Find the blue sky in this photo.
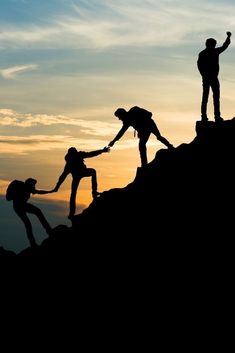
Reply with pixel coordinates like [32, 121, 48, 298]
[1, 0, 235, 252]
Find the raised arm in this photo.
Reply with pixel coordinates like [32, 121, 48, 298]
[217, 31, 232, 54]
[108, 124, 129, 147]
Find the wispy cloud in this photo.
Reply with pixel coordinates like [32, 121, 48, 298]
[0, 134, 144, 155]
[0, 1, 234, 49]
[0, 109, 118, 135]
[0, 64, 38, 79]
[0, 134, 109, 154]
[0, 134, 79, 154]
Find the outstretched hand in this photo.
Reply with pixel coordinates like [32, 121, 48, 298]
[226, 31, 232, 37]
[108, 141, 115, 147]
[102, 146, 110, 153]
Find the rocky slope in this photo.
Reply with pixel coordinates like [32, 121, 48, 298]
[1, 119, 234, 271]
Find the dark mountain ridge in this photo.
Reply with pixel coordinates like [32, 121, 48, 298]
[1, 119, 234, 270]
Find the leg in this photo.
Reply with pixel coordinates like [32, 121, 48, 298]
[69, 178, 80, 217]
[201, 77, 210, 120]
[83, 168, 98, 198]
[26, 203, 52, 235]
[151, 121, 173, 149]
[211, 77, 221, 120]
[138, 133, 150, 167]
[14, 206, 37, 248]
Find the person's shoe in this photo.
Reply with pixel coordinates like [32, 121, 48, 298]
[215, 116, 224, 123]
[68, 214, 75, 220]
[92, 191, 101, 199]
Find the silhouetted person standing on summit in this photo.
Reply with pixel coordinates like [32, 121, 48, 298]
[108, 106, 174, 167]
[197, 31, 232, 122]
[6, 178, 53, 248]
[52, 146, 109, 219]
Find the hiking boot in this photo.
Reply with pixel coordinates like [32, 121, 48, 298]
[215, 116, 224, 123]
[92, 191, 101, 199]
[68, 214, 75, 220]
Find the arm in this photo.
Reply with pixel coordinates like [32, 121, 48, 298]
[33, 189, 54, 195]
[52, 165, 70, 192]
[217, 31, 232, 54]
[197, 54, 203, 76]
[108, 124, 129, 147]
[81, 147, 110, 159]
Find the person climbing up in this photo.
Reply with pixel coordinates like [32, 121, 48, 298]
[197, 31, 232, 122]
[52, 146, 109, 219]
[6, 178, 53, 248]
[108, 106, 174, 167]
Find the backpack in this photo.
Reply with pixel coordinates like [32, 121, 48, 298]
[128, 106, 153, 135]
[129, 106, 152, 120]
[6, 180, 25, 201]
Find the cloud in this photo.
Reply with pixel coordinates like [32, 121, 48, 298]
[53, 1, 235, 48]
[0, 134, 81, 154]
[0, 1, 235, 49]
[0, 133, 145, 155]
[0, 108, 118, 134]
[0, 64, 38, 79]
[0, 134, 109, 154]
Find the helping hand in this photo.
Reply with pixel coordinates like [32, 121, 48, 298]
[103, 146, 110, 153]
[108, 141, 115, 147]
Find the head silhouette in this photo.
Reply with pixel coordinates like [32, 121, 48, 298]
[25, 178, 37, 191]
[25, 178, 37, 187]
[65, 147, 77, 162]
[67, 147, 77, 155]
[205, 38, 217, 49]
[114, 108, 127, 121]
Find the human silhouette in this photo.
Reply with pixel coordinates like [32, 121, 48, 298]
[6, 178, 53, 248]
[108, 106, 174, 167]
[52, 146, 109, 219]
[197, 31, 232, 122]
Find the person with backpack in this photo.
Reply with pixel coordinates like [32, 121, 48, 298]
[6, 178, 53, 248]
[108, 106, 174, 167]
[52, 146, 110, 219]
[197, 31, 232, 122]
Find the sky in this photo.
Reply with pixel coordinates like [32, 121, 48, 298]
[1, 0, 235, 252]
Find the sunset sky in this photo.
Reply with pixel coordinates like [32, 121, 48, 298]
[1, 0, 235, 252]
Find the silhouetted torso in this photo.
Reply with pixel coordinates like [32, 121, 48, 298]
[123, 106, 153, 132]
[65, 151, 88, 176]
[12, 183, 33, 206]
[198, 48, 222, 77]
[197, 36, 231, 78]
